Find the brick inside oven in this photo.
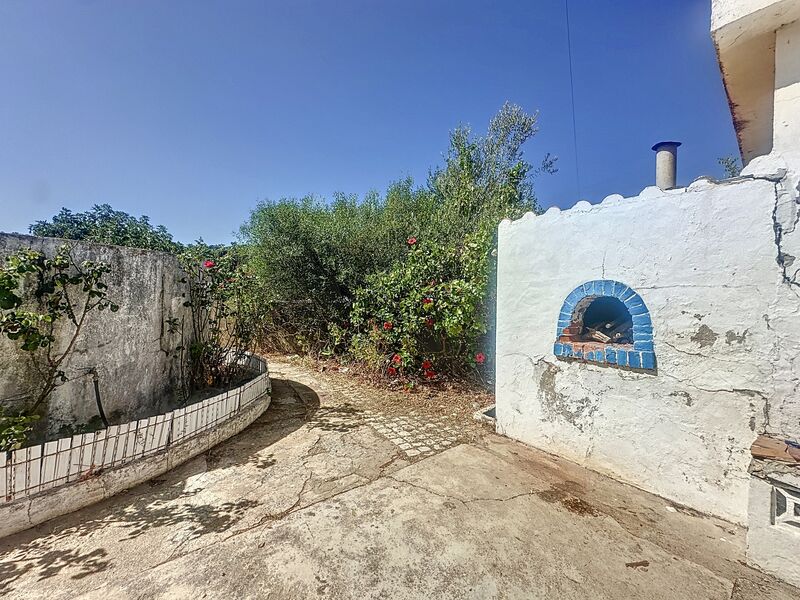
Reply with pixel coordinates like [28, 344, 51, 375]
[553, 280, 656, 370]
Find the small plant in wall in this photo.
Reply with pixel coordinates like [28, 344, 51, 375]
[0, 244, 118, 449]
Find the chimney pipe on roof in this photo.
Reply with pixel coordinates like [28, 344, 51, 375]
[652, 141, 681, 190]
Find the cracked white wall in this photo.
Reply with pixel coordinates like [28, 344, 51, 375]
[495, 173, 800, 525]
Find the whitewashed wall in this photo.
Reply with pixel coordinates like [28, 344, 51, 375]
[495, 172, 800, 525]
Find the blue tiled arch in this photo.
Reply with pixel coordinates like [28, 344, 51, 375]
[553, 279, 656, 371]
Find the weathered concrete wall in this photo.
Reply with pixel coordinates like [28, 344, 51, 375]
[0, 233, 190, 437]
[495, 171, 800, 525]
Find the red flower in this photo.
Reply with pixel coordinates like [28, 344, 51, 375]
[407, 236, 417, 245]
[475, 352, 486, 364]
[422, 297, 433, 305]
[387, 366, 397, 376]
[424, 369, 436, 379]
[203, 260, 216, 268]
[383, 321, 393, 331]
[421, 359, 432, 370]
[392, 354, 402, 365]
[425, 318, 434, 328]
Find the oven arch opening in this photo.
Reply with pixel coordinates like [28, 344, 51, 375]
[553, 280, 656, 371]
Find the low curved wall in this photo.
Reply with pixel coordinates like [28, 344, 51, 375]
[0, 354, 272, 538]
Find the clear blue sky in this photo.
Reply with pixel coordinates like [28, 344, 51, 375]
[0, 0, 736, 245]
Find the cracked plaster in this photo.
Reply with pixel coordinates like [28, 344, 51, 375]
[496, 171, 800, 525]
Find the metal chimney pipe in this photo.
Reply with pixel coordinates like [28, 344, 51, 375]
[652, 141, 681, 190]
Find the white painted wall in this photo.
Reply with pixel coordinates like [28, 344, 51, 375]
[747, 469, 800, 588]
[774, 18, 800, 164]
[495, 174, 800, 525]
[712, 0, 800, 165]
[711, 0, 800, 38]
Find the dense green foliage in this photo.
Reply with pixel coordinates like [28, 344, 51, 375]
[242, 103, 552, 378]
[30, 204, 182, 253]
[350, 232, 491, 377]
[240, 182, 433, 353]
[0, 409, 39, 451]
[21, 103, 552, 384]
[178, 242, 263, 393]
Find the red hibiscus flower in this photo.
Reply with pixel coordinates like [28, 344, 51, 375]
[203, 260, 215, 268]
[421, 359, 432, 370]
[475, 352, 486, 364]
[387, 366, 397, 376]
[422, 297, 433, 305]
[383, 321, 393, 331]
[407, 236, 417, 245]
[424, 369, 436, 380]
[392, 354, 402, 365]
[425, 318, 434, 328]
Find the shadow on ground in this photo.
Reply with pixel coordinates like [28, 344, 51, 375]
[0, 377, 321, 595]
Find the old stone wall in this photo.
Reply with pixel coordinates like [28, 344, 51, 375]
[0, 233, 191, 438]
[495, 170, 800, 525]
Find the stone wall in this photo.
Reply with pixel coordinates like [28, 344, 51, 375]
[0, 233, 191, 438]
[495, 168, 800, 525]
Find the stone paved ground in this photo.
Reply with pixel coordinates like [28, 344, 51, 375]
[0, 358, 797, 599]
[361, 410, 459, 457]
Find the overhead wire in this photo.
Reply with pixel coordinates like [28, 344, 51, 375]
[565, 0, 581, 199]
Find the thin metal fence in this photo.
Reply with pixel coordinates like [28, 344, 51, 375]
[2, 355, 270, 503]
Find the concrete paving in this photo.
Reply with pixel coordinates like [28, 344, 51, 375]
[0, 360, 796, 599]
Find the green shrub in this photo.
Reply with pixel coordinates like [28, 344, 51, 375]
[0, 409, 40, 451]
[348, 102, 551, 378]
[240, 182, 431, 354]
[30, 204, 182, 253]
[350, 230, 491, 377]
[240, 102, 552, 380]
[179, 242, 262, 392]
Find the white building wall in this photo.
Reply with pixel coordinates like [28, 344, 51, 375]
[774, 18, 800, 162]
[495, 174, 800, 524]
[747, 469, 800, 588]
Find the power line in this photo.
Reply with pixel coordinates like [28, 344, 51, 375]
[565, 0, 581, 199]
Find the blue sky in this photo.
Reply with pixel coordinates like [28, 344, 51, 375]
[0, 0, 735, 245]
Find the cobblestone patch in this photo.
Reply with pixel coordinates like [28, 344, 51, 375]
[270, 360, 472, 460]
[361, 410, 461, 458]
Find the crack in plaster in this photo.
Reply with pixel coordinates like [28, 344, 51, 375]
[770, 179, 800, 294]
[659, 372, 771, 432]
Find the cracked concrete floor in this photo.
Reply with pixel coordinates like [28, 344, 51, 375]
[0, 360, 797, 599]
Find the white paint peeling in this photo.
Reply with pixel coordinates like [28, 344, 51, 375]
[495, 174, 800, 526]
